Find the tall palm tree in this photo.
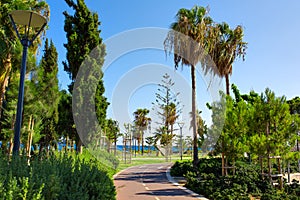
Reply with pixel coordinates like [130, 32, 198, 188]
[133, 108, 151, 155]
[164, 6, 216, 165]
[210, 22, 247, 95]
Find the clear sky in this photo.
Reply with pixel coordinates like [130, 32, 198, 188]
[45, 0, 300, 137]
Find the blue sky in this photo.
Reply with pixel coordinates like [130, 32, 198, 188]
[45, 0, 300, 136]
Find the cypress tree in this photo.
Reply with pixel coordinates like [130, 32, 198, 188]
[35, 39, 59, 153]
[63, 0, 108, 152]
[57, 90, 76, 151]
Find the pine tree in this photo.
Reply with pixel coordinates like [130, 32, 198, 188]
[153, 73, 181, 132]
[152, 73, 181, 160]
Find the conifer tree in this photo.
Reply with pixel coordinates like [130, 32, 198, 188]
[152, 73, 181, 159]
[35, 39, 59, 153]
[153, 73, 181, 133]
[63, 0, 105, 92]
[57, 90, 75, 146]
[63, 0, 108, 152]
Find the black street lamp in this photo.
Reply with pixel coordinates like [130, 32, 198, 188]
[177, 122, 184, 160]
[9, 10, 47, 154]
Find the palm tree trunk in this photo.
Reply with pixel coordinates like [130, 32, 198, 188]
[138, 137, 141, 154]
[134, 138, 137, 157]
[191, 64, 198, 166]
[225, 73, 230, 95]
[141, 131, 144, 155]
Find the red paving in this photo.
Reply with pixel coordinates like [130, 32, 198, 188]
[114, 163, 202, 200]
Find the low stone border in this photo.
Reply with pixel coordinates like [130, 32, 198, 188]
[165, 166, 209, 200]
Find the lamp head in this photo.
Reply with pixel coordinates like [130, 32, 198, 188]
[9, 10, 47, 27]
[177, 122, 185, 128]
[9, 10, 47, 45]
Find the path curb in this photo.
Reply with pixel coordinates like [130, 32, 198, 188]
[165, 165, 209, 200]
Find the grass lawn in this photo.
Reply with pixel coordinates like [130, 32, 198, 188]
[116, 153, 192, 172]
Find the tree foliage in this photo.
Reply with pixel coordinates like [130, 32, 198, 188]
[0, 0, 49, 117]
[210, 86, 299, 175]
[152, 73, 181, 141]
[34, 39, 59, 151]
[133, 108, 151, 154]
[164, 5, 220, 165]
[63, 0, 105, 92]
[209, 23, 247, 95]
[63, 0, 108, 152]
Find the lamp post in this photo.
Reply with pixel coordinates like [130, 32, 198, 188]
[9, 10, 47, 154]
[177, 122, 184, 160]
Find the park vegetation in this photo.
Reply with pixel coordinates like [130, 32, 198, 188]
[0, 0, 118, 199]
[166, 5, 300, 199]
[0, 1, 299, 199]
[170, 85, 300, 199]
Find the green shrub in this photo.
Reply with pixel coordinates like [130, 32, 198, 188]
[172, 158, 300, 200]
[284, 179, 300, 197]
[170, 160, 194, 177]
[0, 152, 116, 200]
[197, 158, 222, 176]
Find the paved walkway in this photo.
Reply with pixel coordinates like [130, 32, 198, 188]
[113, 163, 207, 200]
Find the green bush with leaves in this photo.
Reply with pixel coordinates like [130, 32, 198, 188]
[170, 160, 195, 177]
[173, 159, 300, 200]
[0, 153, 116, 200]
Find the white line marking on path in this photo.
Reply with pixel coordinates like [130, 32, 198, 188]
[145, 187, 150, 190]
[155, 197, 160, 200]
[142, 183, 146, 186]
